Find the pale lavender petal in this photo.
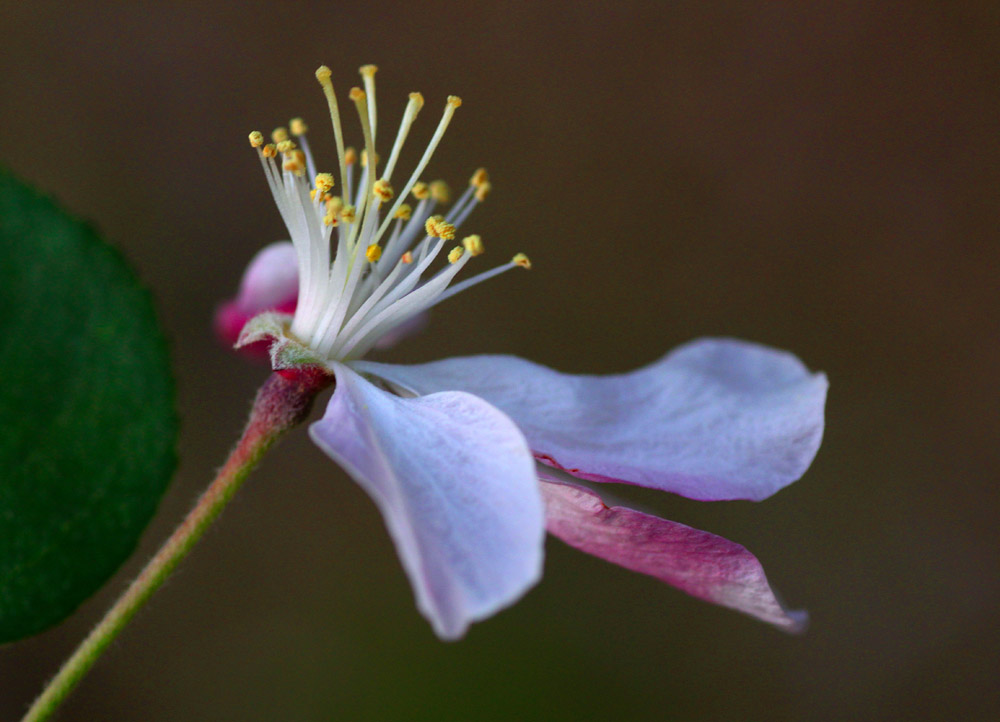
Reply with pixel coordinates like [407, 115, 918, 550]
[309, 363, 545, 640]
[354, 338, 827, 502]
[540, 476, 807, 632]
[236, 241, 299, 311]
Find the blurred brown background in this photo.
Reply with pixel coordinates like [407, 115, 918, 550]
[1, 1, 998, 720]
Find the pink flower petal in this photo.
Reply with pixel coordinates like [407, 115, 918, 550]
[235, 241, 299, 311]
[540, 476, 807, 632]
[215, 242, 299, 354]
[309, 363, 545, 640]
[354, 338, 828, 502]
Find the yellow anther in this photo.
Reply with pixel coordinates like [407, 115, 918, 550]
[360, 64, 378, 78]
[512, 253, 532, 269]
[315, 173, 335, 193]
[425, 215, 456, 239]
[373, 178, 394, 201]
[412, 181, 429, 200]
[394, 203, 412, 220]
[262, 143, 277, 158]
[409, 92, 425, 110]
[366, 244, 383, 262]
[448, 246, 464, 264]
[340, 205, 357, 223]
[475, 182, 492, 202]
[310, 189, 317, 201]
[425, 215, 443, 237]
[401, 251, 413, 264]
[430, 180, 451, 204]
[360, 149, 380, 168]
[323, 213, 338, 227]
[447, 95, 463, 108]
[349, 86, 366, 102]
[290, 117, 308, 135]
[249, 131, 264, 148]
[462, 235, 485, 256]
[470, 168, 489, 187]
[271, 127, 289, 144]
[276, 139, 296, 154]
[284, 159, 304, 174]
[326, 195, 344, 215]
[345, 147, 358, 165]
[315, 65, 333, 82]
[436, 220, 456, 240]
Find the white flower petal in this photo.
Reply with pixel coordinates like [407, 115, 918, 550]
[355, 338, 828, 502]
[310, 363, 545, 639]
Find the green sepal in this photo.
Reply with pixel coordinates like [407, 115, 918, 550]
[236, 311, 327, 371]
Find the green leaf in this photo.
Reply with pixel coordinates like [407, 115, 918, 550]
[0, 168, 177, 643]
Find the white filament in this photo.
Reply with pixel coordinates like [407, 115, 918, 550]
[254, 71, 519, 363]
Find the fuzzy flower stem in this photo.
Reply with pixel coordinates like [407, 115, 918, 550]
[21, 369, 333, 722]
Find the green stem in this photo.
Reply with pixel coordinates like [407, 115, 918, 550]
[22, 369, 331, 722]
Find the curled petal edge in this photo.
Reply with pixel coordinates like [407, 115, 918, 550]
[540, 476, 808, 633]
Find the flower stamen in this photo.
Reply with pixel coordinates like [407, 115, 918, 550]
[359, 64, 379, 140]
[412, 181, 430, 200]
[290, 118, 318, 180]
[316, 66, 350, 210]
[462, 234, 485, 256]
[383, 92, 424, 182]
[248, 66, 527, 363]
[372, 96, 462, 248]
[433, 254, 531, 307]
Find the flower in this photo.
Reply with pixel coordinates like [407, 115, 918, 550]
[225, 65, 828, 640]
